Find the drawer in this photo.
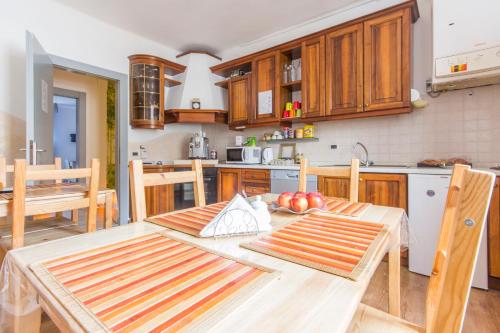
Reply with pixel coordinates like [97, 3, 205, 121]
[243, 183, 270, 196]
[242, 169, 270, 182]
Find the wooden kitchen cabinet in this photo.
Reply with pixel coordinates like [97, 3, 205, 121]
[359, 173, 408, 211]
[242, 169, 270, 196]
[318, 172, 407, 211]
[489, 177, 500, 279]
[325, 23, 364, 115]
[363, 8, 411, 112]
[143, 165, 175, 216]
[228, 73, 251, 128]
[251, 51, 280, 124]
[217, 168, 241, 201]
[301, 36, 325, 118]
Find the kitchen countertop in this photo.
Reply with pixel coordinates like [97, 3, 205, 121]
[215, 162, 500, 176]
[140, 160, 500, 176]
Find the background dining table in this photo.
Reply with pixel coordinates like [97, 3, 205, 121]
[0, 194, 404, 333]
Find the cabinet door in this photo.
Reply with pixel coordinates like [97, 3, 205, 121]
[363, 8, 410, 111]
[317, 176, 350, 199]
[252, 51, 280, 123]
[217, 168, 241, 202]
[302, 36, 325, 118]
[228, 74, 251, 126]
[326, 23, 363, 115]
[359, 173, 407, 211]
[489, 177, 500, 278]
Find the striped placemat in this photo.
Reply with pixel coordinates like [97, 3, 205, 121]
[241, 214, 387, 280]
[30, 232, 277, 333]
[324, 197, 371, 217]
[146, 202, 228, 237]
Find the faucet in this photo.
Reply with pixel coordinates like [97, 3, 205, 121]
[353, 142, 373, 166]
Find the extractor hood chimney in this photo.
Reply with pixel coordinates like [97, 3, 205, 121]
[166, 51, 227, 124]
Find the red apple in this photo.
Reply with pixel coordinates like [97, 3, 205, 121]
[307, 193, 325, 209]
[294, 191, 307, 198]
[291, 196, 308, 213]
[277, 192, 294, 209]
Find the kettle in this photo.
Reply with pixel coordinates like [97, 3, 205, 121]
[262, 147, 274, 165]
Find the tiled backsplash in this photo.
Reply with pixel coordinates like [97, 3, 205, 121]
[203, 85, 500, 167]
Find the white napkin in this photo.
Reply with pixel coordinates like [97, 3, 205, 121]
[200, 194, 271, 237]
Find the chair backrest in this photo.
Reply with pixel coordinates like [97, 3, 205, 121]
[11, 158, 100, 249]
[0, 156, 62, 190]
[129, 159, 205, 222]
[425, 165, 495, 333]
[299, 158, 360, 202]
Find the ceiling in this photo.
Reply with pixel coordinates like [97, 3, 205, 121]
[55, 0, 364, 54]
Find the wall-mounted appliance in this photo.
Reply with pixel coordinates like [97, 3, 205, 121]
[431, 0, 500, 92]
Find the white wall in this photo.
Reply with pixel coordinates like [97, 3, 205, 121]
[0, 0, 192, 163]
[205, 0, 500, 167]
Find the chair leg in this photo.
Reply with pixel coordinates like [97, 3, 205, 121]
[105, 192, 113, 229]
[71, 209, 79, 224]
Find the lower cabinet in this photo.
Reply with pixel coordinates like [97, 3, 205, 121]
[489, 177, 500, 280]
[218, 168, 270, 201]
[318, 173, 408, 211]
[143, 166, 174, 216]
[218, 168, 242, 202]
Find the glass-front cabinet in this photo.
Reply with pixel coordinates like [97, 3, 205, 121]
[129, 54, 185, 129]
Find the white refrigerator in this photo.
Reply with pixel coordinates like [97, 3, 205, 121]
[408, 174, 488, 289]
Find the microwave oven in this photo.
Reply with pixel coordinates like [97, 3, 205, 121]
[226, 146, 261, 164]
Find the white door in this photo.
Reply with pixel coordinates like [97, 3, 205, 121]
[25, 31, 54, 165]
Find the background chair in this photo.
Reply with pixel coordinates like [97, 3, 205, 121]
[348, 164, 496, 333]
[129, 159, 205, 222]
[9, 158, 100, 249]
[299, 158, 360, 202]
[0, 157, 62, 190]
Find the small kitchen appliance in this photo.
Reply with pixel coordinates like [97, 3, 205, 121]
[226, 146, 261, 164]
[188, 130, 209, 159]
[261, 147, 274, 165]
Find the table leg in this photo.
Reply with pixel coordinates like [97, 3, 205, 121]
[105, 192, 113, 229]
[388, 225, 401, 317]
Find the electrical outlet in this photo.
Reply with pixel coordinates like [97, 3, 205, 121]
[330, 145, 338, 150]
[132, 151, 139, 157]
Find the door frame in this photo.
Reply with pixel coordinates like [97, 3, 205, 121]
[53, 87, 86, 168]
[50, 55, 129, 226]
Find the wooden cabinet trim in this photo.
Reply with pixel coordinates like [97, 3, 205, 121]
[489, 177, 500, 278]
[228, 74, 251, 126]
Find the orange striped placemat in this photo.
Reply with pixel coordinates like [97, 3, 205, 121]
[30, 232, 277, 333]
[241, 214, 387, 280]
[324, 197, 371, 217]
[146, 202, 228, 237]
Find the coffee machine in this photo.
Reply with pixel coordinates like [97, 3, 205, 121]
[188, 130, 209, 159]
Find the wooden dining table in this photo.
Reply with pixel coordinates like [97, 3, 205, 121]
[0, 194, 403, 333]
[0, 184, 116, 230]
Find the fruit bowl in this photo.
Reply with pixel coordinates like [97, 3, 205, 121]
[273, 191, 328, 215]
[270, 201, 328, 215]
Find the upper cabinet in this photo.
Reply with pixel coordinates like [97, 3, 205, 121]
[211, 1, 418, 127]
[252, 51, 280, 124]
[302, 36, 325, 118]
[228, 73, 251, 128]
[325, 23, 364, 115]
[128, 55, 185, 129]
[363, 8, 411, 111]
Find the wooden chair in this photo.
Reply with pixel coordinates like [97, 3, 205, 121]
[10, 158, 100, 249]
[299, 158, 360, 202]
[0, 156, 62, 190]
[129, 159, 205, 222]
[348, 164, 496, 333]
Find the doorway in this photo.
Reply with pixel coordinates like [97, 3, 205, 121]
[53, 88, 86, 170]
[26, 32, 129, 225]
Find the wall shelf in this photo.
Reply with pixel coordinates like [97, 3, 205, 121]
[280, 80, 302, 89]
[260, 137, 319, 144]
[164, 77, 182, 87]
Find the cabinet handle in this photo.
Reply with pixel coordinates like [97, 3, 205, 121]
[359, 178, 363, 181]
[364, 103, 368, 107]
